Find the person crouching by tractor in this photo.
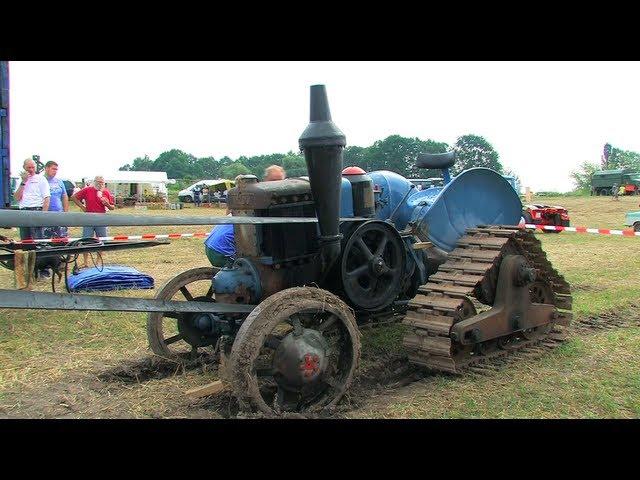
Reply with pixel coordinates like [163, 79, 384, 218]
[71, 175, 115, 269]
[204, 166, 286, 267]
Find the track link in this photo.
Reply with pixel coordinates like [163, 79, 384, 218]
[402, 225, 573, 373]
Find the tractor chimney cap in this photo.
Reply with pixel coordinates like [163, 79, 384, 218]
[299, 85, 346, 149]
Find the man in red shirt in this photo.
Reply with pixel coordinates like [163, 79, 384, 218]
[71, 175, 115, 268]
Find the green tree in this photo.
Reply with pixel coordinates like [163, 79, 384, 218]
[120, 155, 154, 172]
[570, 161, 600, 192]
[194, 156, 219, 178]
[608, 146, 640, 171]
[365, 135, 449, 178]
[343, 145, 371, 170]
[282, 153, 307, 177]
[220, 161, 250, 179]
[153, 149, 197, 179]
[452, 134, 502, 175]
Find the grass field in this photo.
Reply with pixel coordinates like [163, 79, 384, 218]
[0, 195, 639, 418]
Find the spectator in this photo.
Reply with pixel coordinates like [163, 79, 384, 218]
[43, 161, 70, 239]
[202, 186, 210, 204]
[264, 165, 286, 181]
[71, 175, 115, 268]
[612, 183, 619, 201]
[193, 185, 202, 207]
[13, 158, 50, 241]
[204, 171, 285, 267]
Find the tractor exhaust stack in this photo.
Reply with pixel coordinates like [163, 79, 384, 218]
[299, 85, 346, 271]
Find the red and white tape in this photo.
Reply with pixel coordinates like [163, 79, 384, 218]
[522, 224, 640, 236]
[18, 232, 212, 244]
[12, 224, 640, 244]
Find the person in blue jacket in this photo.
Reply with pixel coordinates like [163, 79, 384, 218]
[204, 167, 285, 267]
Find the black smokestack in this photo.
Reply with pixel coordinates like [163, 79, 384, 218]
[299, 85, 346, 271]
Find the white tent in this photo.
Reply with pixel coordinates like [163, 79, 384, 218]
[80, 171, 176, 201]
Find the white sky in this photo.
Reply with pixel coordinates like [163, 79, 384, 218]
[8, 61, 640, 192]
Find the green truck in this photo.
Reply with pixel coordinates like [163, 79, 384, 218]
[591, 169, 640, 196]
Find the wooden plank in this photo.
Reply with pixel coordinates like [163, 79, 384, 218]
[419, 283, 475, 296]
[186, 380, 228, 399]
[457, 235, 509, 248]
[439, 261, 493, 274]
[412, 241, 433, 250]
[402, 311, 453, 335]
[430, 271, 484, 286]
[555, 294, 572, 310]
[408, 294, 462, 311]
[449, 248, 500, 261]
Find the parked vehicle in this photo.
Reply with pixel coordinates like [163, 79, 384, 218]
[624, 204, 640, 232]
[523, 203, 570, 232]
[591, 169, 640, 196]
[178, 179, 235, 203]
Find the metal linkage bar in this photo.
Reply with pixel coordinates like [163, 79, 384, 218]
[0, 240, 168, 262]
[0, 210, 368, 228]
[0, 289, 256, 314]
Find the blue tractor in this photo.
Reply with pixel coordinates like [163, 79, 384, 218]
[144, 85, 573, 414]
[0, 85, 572, 416]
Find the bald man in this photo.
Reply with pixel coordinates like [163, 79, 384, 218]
[264, 165, 286, 181]
[14, 158, 50, 240]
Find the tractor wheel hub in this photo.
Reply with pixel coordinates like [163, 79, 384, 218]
[273, 328, 329, 389]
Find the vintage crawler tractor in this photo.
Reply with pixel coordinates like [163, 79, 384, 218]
[0, 85, 572, 415]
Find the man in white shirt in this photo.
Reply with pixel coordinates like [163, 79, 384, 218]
[13, 158, 51, 240]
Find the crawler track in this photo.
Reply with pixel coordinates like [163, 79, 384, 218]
[402, 226, 573, 373]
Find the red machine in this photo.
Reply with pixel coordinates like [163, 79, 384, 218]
[523, 204, 570, 231]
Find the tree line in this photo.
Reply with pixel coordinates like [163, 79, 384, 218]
[119, 134, 507, 181]
[570, 143, 640, 192]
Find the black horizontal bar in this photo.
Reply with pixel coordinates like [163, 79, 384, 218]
[0, 210, 368, 228]
[0, 289, 256, 314]
[0, 240, 167, 262]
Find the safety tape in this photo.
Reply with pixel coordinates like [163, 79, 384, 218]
[522, 223, 640, 236]
[11, 223, 640, 244]
[17, 232, 212, 244]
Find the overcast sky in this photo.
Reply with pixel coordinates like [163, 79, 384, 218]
[8, 61, 640, 191]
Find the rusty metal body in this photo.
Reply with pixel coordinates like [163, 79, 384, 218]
[0, 83, 573, 415]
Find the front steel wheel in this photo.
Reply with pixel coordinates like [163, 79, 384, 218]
[228, 287, 361, 416]
[147, 267, 219, 359]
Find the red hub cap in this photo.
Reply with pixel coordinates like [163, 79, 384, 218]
[300, 353, 321, 378]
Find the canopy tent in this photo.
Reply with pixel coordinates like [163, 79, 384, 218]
[80, 171, 176, 202]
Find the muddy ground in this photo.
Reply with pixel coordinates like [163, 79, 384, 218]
[0, 309, 636, 419]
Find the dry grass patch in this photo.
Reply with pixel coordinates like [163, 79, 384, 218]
[1, 198, 639, 418]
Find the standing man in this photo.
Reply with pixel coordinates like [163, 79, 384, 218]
[71, 175, 115, 268]
[202, 185, 210, 205]
[193, 185, 201, 207]
[13, 158, 50, 240]
[43, 161, 69, 238]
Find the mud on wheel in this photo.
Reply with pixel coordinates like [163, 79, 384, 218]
[228, 286, 361, 416]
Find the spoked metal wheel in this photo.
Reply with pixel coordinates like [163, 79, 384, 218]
[341, 220, 405, 311]
[229, 287, 361, 416]
[147, 267, 219, 359]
